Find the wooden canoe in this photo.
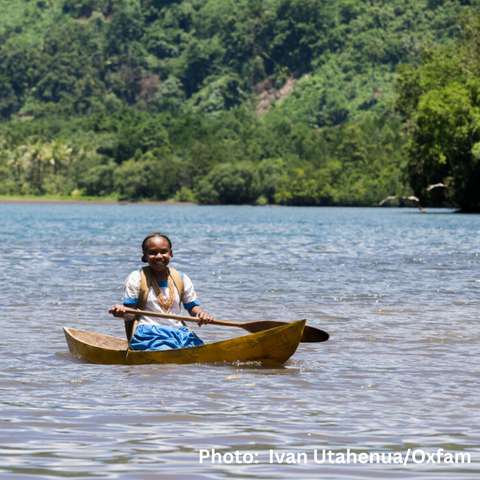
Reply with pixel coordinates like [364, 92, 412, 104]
[63, 319, 306, 365]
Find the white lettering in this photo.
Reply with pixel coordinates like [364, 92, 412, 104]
[358, 453, 368, 464]
[200, 447, 470, 465]
[444, 452, 454, 463]
[455, 452, 471, 464]
[297, 452, 308, 464]
[393, 453, 403, 464]
[436, 448, 444, 462]
[269, 451, 307, 464]
[212, 449, 222, 464]
[199, 450, 210, 463]
[369, 452, 380, 463]
[381, 453, 392, 464]
[274, 452, 285, 463]
[313, 449, 326, 464]
[426, 452, 436, 463]
[412, 449, 425, 464]
[347, 449, 357, 463]
[285, 453, 296, 464]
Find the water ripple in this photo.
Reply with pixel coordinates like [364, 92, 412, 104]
[0, 205, 479, 479]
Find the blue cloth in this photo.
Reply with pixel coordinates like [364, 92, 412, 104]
[130, 324, 204, 351]
[184, 299, 201, 310]
[123, 297, 138, 306]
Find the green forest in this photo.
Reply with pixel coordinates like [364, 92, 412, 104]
[0, 0, 478, 210]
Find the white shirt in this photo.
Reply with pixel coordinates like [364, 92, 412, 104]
[123, 269, 201, 328]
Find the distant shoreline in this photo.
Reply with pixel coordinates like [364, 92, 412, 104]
[0, 197, 197, 206]
[0, 197, 462, 211]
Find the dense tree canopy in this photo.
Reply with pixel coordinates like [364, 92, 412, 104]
[0, 0, 475, 207]
[396, 8, 480, 212]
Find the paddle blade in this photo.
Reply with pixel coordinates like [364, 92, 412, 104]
[302, 325, 329, 343]
[238, 320, 329, 343]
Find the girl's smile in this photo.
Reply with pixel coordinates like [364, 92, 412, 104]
[144, 237, 173, 278]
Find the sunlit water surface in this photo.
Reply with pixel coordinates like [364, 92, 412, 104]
[1, 205, 479, 479]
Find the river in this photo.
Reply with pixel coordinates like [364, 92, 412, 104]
[1, 204, 479, 479]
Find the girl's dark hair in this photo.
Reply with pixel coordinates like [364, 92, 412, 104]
[141, 232, 172, 262]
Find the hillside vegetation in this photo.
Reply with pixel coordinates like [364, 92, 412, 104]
[0, 0, 474, 206]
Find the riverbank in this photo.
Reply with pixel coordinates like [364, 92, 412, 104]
[0, 196, 197, 206]
[0, 196, 463, 211]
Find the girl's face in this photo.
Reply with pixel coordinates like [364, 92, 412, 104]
[144, 237, 173, 274]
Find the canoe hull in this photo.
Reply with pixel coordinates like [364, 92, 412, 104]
[63, 320, 305, 365]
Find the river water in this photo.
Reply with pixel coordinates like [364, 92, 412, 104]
[0, 204, 479, 479]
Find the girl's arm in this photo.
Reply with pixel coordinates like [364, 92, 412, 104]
[109, 304, 136, 321]
[188, 305, 214, 326]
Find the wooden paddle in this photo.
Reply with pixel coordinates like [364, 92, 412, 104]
[122, 307, 329, 343]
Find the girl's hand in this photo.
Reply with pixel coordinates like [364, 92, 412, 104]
[189, 306, 214, 326]
[109, 304, 128, 318]
[196, 310, 214, 326]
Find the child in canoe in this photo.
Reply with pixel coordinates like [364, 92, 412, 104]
[109, 232, 213, 350]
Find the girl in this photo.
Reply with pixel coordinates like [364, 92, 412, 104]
[109, 232, 213, 350]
